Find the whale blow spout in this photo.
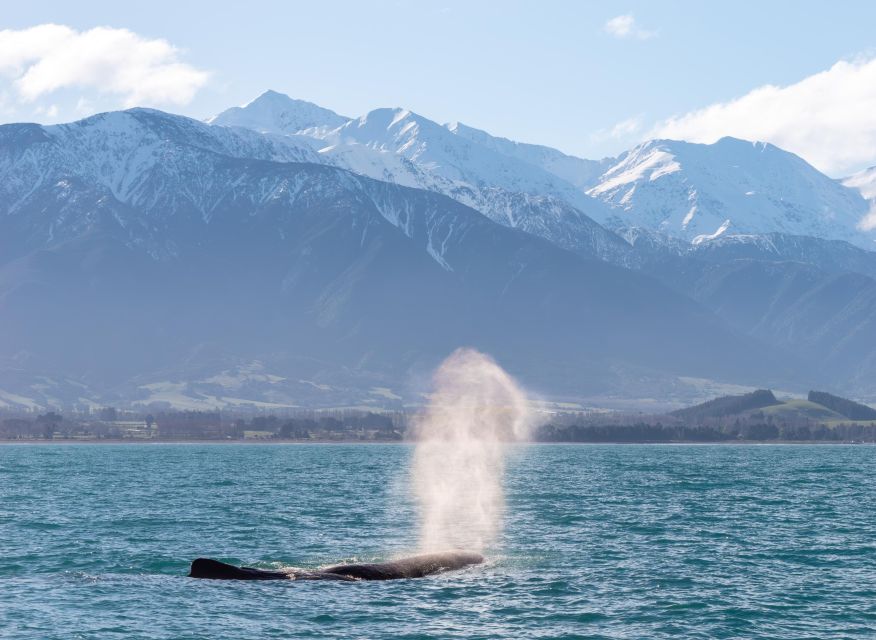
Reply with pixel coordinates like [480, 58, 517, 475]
[189, 551, 484, 581]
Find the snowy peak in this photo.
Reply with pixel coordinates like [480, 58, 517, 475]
[594, 137, 782, 191]
[588, 137, 875, 248]
[204, 95, 624, 260]
[325, 105, 597, 202]
[446, 121, 609, 191]
[46, 107, 318, 166]
[207, 90, 349, 135]
[335, 107, 432, 152]
[591, 139, 683, 192]
[0, 107, 322, 239]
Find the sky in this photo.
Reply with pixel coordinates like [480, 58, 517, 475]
[2, 0, 876, 175]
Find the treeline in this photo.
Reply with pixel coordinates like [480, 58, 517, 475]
[538, 412, 876, 443]
[226, 411, 403, 441]
[808, 390, 876, 421]
[3, 404, 875, 443]
[0, 409, 405, 441]
[670, 389, 780, 421]
[1, 412, 66, 439]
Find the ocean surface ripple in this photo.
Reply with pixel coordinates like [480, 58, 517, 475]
[1, 444, 874, 639]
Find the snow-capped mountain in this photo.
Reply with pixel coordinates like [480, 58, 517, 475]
[1, 107, 783, 408]
[4, 96, 876, 407]
[206, 90, 349, 135]
[208, 93, 630, 262]
[588, 137, 875, 248]
[0, 108, 327, 261]
[322, 107, 635, 260]
[209, 92, 876, 262]
[446, 121, 609, 191]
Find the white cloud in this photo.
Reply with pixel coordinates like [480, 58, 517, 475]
[609, 116, 643, 138]
[35, 103, 59, 118]
[0, 24, 209, 109]
[651, 56, 876, 176]
[846, 167, 876, 230]
[591, 115, 644, 144]
[862, 206, 876, 231]
[603, 14, 656, 40]
[74, 96, 94, 115]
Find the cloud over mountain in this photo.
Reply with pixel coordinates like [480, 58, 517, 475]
[651, 56, 876, 176]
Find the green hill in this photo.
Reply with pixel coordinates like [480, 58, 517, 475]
[671, 389, 780, 421]
[673, 389, 876, 427]
[759, 399, 848, 423]
[808, 391, 876, 421]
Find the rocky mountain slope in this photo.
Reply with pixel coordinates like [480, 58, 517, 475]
[210, 92, 632, 263]
[0, 108, 791, 410]
[587, 137, 874, 248]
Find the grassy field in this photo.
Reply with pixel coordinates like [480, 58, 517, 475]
[760, 399, 876, 427]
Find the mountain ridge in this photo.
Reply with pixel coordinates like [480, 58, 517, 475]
[209, 93, 633, 263]
[207, 91, 876, 257]
[206, 90, 350, 135]
[0, 106, 798, 410]
[2, 94, 876, 409]
[587, 137, 875, 248]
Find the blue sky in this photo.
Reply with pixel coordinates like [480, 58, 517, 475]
[3, 1, 876, 173]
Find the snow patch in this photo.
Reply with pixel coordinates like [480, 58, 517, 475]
[590, 138, 875, 248]
[370, 386, 401, 400]
[0, 389, 42, 410]
[136, 381, 292, 410]
[682, 205, 697, 229]
[692, 219, 731, 245]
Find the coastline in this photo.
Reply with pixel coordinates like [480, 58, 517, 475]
[0, 438, 870, 445]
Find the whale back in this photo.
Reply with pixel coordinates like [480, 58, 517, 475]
[189, 558, 291, 580]
[189, 551, 483, 581]
[321, 551, 484, 580]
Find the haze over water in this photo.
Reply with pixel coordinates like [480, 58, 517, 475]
[2, 443, 874, 639]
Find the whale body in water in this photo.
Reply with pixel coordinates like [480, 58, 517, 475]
[189, 551, 484, 581]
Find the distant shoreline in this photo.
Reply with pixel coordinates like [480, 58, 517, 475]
[0, 438, 870, 445]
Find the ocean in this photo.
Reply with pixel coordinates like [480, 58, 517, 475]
[1, 443, 874, 639]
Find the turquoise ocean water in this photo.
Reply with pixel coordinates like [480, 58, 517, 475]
[1, 443, 874, 639]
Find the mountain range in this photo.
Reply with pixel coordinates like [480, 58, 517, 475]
[1, 90, 875, 411]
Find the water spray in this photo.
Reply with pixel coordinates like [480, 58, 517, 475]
[411, 348, 535, 553]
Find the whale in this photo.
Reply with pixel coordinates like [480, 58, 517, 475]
[189, 551, 484, 581]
